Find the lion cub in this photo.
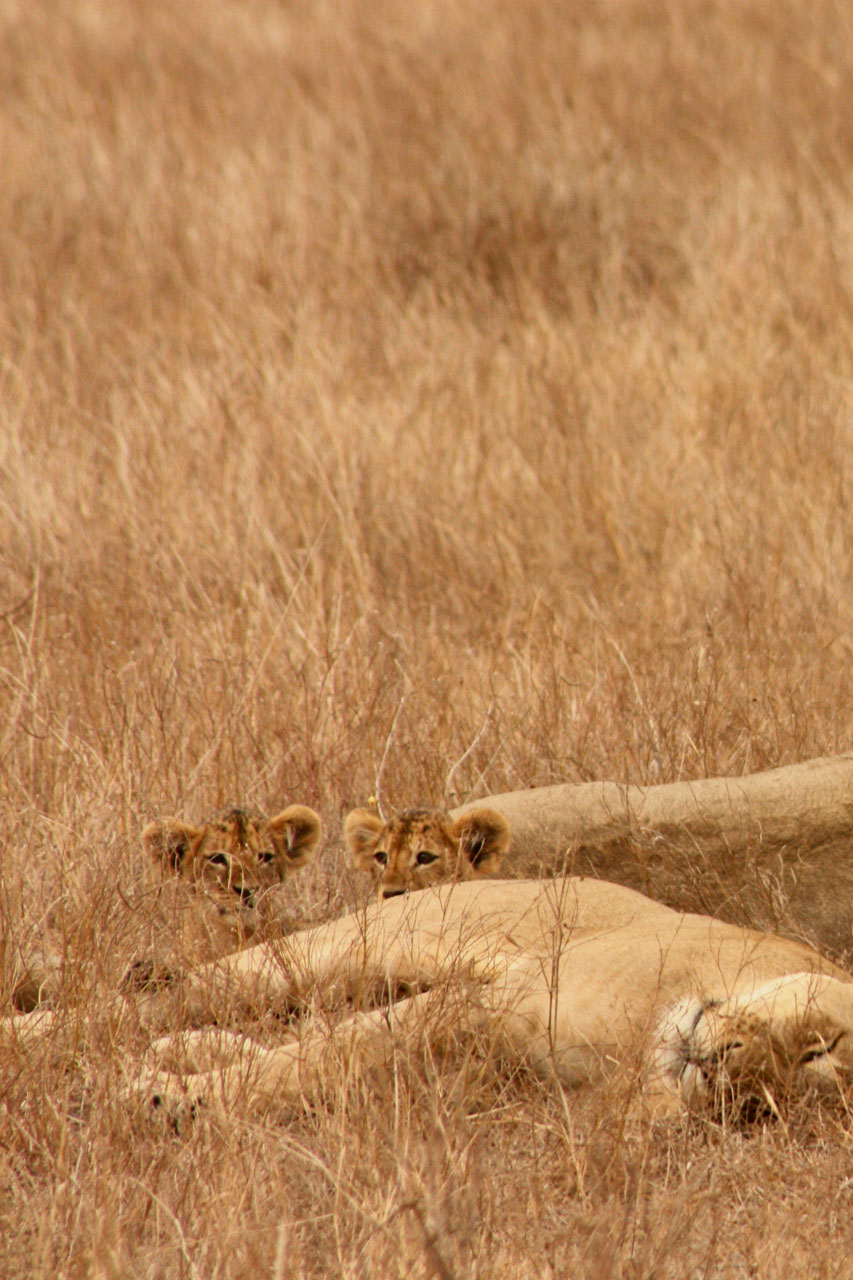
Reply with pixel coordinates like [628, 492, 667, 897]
[345, 806, 510, 899]
[131, 804, 323, 976]
[11, 804, 322, 1009]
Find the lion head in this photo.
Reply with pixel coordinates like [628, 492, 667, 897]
[141, 804, 322, 942]
[345, 805, 510, 899]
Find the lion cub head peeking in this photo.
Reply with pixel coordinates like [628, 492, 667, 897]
[345, 806, 510, 899]
[12, 805, 323, 1011]
[141, 805, 322, 947]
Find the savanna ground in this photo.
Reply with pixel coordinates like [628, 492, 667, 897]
[3, 0, 853, 1275]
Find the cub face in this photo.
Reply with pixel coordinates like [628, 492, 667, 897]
[345, 806, 510, 900]
[141, 805, 322, 938]
[11, 805, 323, 1010]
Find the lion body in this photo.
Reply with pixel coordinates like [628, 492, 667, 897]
[140, 875, 853, 1120]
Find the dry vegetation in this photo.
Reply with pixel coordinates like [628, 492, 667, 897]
[3, 0, 853, 1274]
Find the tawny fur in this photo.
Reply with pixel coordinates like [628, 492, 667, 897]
[135, 876, 853, 1123]
[139, 804, 322, 958]
[10, 805, 322, 1010]
[345, 805, 510, 898]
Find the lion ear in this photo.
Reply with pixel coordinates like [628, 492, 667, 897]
[142, 821, 203, 876]
[266, 805, 322, 871]
[344, 808, 386, 871]
[451, 808, 510, 874]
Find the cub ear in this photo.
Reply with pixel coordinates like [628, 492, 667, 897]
[344, 808, 386, 871]
[451, 808, 511, 874]
[141, 821, 204, 876]
[266, 805, 322, 871]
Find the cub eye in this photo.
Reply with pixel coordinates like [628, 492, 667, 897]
[258, 850, 276, 864]
[416, 850, 438, 866]
[207, 853, 229, 867]
[374, 851, 388, 865]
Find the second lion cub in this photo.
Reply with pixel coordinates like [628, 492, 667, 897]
[345, 806, 510, 899]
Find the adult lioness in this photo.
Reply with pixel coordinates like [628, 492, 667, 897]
[138, 875, 853, 1123]
[10, 805, 322, 1011]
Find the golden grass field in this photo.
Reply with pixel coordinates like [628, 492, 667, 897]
[3, 0, 853, 1274]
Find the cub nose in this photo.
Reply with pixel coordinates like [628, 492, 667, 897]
[235, 885, 255, 904]
[382, 887, 406, 899]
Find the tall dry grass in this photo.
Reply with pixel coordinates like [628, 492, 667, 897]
[3, 0, 853, 1274]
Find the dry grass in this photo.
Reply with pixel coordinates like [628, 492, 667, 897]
[3, 0, 853, 1273]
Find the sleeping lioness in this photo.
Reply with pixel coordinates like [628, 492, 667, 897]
[137, 874, 853, 1124]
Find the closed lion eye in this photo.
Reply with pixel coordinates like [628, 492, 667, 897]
[416, 851, 438, 866]
[800, 1033, 844, 1064]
